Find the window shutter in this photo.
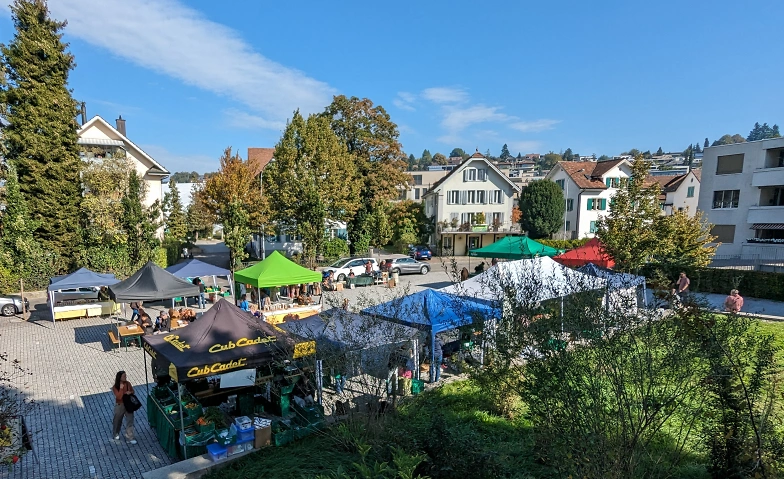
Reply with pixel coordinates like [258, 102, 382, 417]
[482, 169, 488, 181]
[463, 169, 469, 182]
[461, 191, 467, 205]
[600, 199, 607, 210]
[587, 199, 594, 210]
[605, 178, 611, 187]
[446, 190, 451, 205]
[482, 190, 488, 204]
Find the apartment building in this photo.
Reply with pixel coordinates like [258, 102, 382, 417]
[698, 137, 784, 258]
[423, 151, 521, 255]
[400, 170, 450, 202]
[545, 159, 632, 239]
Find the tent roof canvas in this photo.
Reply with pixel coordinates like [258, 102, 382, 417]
[48, 267, 118, 291]
[234, 251, 322, 288]
[108, 261, 200, 302]
[554, 238, 615, 268]
[166, 258, 231, 279]
[280, 309, 420, 351]
[440, 256, 606, 304]
[469, 235, 561, 260]
[142, 298, 296, 381]
[361, 289, 499, 335]
[577, 263, 646, 289]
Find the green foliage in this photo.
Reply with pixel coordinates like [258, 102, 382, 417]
[517, 180, 565, 239]
[449, 148, 467, 159]
[352, 232, 371, 257]
[747, 122, 781, 142]
[322, 237, 350, 260]
[704, 138, 710, 148]
[642, 266, 784, 301]
[712, 134, 746, 147]
[431, 152, 447, 165]
[266, 110, 362, 265]
[164, 180, 187, 243]
[540, 152, 561, 170]
[121, 171, 161, 268]
[153, 246, 169, 269]
[186, 183, 214, 240]
[421, 149, 432, 164]
[222, 202, 251, 270]
[81, 151, 134, 247]
[389, 201, 432, 250]
[365, 205, 393, 248]
[537, 238, 591, 250]
[656, 146, 664, 155]
[0, 0, 83, 261]
[169, 171, 201, 183]
[500, 143, 511, 159]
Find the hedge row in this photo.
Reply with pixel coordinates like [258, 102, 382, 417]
[644, 264, 784, 302]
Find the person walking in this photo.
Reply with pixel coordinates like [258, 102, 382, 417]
[677, 272, 690, 299]
[193, 278, 206, 309]
[431, 335, 444, 383]
[111, 371, 136, 444]
[724, 289, 744, 313]
[129, 301, 142, 322]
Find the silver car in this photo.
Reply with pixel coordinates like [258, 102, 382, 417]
[0, 295, 30, 316]
[51, 287, 100, 305]
[387, 257, 430, 275]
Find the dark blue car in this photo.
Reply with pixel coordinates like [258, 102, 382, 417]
[409, 245, 432, 261]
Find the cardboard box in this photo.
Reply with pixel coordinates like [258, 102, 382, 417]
[335, 283, 344, 291]
[254, 426, 272, 448]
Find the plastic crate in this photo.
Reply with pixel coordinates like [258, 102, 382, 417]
[237, 425, 254, 442]
[274, 429, 294, 447]
[214, 428, 237, 446]
[411, 379, 425, 395]
[206, 443, 227, 461]
[227, 442, 244, 456]
[196, 421, 215, 434]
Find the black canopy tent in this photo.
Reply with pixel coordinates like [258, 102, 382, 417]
[142, 298, 297, 459]
[108, 261, 200, 305]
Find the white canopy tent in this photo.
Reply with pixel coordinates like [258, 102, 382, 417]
[577, 263, 647, 314]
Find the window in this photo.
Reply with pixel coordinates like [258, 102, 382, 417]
[413, 174, 423, 186]
[443, 236, 453, 249]
[587, 199, 594, 210]
[478, 169, 488, 181]
[687, 186, 695, 198]
[710, 224, 736, 244]
[712, 190, 740, 209]
[589, 221, 597, 233]
[467, 190, 476, 204]
[461, 213, 475, 224]
[447, 191, 460, 204]
[587, 198, 605, 210]
[556, 179, 565, 190]
[605, 177, 620, 188]
[565, 220, 571, 231]
[476, 190, 486, 204]
[716, 154, 744, 175]
[492, 190, 503, 204]
[398, 190, 407, 200]
[463, 168, 481, 182]
[422, 187, 428, 195]
[566, 199, 573, 211]
[598, 199, 607, 210]
[415, 188, 420, 200]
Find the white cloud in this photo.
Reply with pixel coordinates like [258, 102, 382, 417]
[223, 109, 286, 131]
[45, 0, 335, 130]
[441, 105, 512, 133]
[509, 119, 561, 133]
[141, 144, 218, 173]
[422, 87, 469, 104]
[393, 92, 416, 111]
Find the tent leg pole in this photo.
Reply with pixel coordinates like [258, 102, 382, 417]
[316, 360, 323, 406]
[431, 334, 436, 384]
[179, 384, 187, 460]
[144, 347, 149, 396]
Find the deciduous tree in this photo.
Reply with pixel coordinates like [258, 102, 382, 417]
[186, 184, 214, 241]
[541, 152, 562, 170]
[265, 110, 361, 265]
[81, 150, 134, 247]
[712, 134, 745, 146]
[517, 180, 565, 239]
[432, 152, 448, 165]
[449, 147, 467, 159]
[0, 0, 83, 261]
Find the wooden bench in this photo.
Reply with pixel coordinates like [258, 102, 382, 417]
[108, 331, 120, 347]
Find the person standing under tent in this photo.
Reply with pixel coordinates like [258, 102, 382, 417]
[431, 335, 444, 383]
[129, 301, 142, 322]
[111, 371, 136, 444]
[193, 278, 206, 309]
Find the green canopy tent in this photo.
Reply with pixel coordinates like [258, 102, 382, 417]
[234, 251, 323, 305]
[468, 235, 562, 260]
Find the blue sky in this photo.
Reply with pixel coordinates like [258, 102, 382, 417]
[2, 0, 783, 172]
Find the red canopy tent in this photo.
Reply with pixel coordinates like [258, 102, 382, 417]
[554, 238, 615, 269]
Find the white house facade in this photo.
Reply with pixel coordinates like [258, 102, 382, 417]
[657, 170, 700, 216]
[423, 151, 521, 255]
[545, 159, 632, 239]
[400, 170, 449, 202]
[698, 137, 784, 261]
[78, 116, 169, 210]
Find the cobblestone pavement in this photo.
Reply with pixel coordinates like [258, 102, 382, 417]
[0, 308, 218, 479]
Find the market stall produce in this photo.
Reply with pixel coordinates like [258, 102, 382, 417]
[142, 298, 307, 459]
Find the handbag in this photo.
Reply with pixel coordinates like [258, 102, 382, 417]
[123, 393, 142, 413]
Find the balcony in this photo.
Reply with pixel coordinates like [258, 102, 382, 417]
[747, 206, 784, 225]
[751, 167, 784, 187]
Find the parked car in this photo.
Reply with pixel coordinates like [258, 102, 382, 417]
[0, 295, 29, 316]
[50, 287, 100, 305]
[322, 257, 379, 281]
[387, 257, 430, 275]
[409, 246, 432, 261]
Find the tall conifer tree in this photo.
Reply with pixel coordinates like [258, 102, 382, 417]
[0, 0, 82, 261]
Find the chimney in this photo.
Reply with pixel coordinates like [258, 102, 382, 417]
[80, 102, 87, 126]
[116, 116, 126, 136]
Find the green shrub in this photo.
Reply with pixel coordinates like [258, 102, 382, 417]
[322, 237, 349, 260]
[153, 247, 169, 269]
[537, 238, 590, 250]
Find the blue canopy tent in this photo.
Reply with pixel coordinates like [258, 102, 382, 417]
[165, 258, 234, 301]
[361, 289, 500, 382]
[47, 268, 119, 324]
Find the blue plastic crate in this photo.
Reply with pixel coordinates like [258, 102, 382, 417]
[237, 424, 254, 442]
[206, 443, 227, 461]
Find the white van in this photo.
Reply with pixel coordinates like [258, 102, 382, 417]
[322, 257, 379, 281]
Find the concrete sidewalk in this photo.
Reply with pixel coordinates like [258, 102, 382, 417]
[698, 292, 784, 320]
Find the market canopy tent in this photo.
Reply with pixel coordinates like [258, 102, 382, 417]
[578, 263, 647, 312]
[47, 268, 119, 324]
[234, 250, 322, 288]
[142, 298, 296, 382]
[108, 261, 199, 303]
[468, 235, 562, 260]
[362, 289, 499, 382]
[440, 256, 606, 304]
[554, 238, 615, 269]
[166, 258, 234, 298]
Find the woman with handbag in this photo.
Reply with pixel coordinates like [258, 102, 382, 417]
[112, 371, 138, 444]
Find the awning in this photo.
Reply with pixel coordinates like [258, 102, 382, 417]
[78, 138, 125, 147]
[751, 223, 784, 230]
